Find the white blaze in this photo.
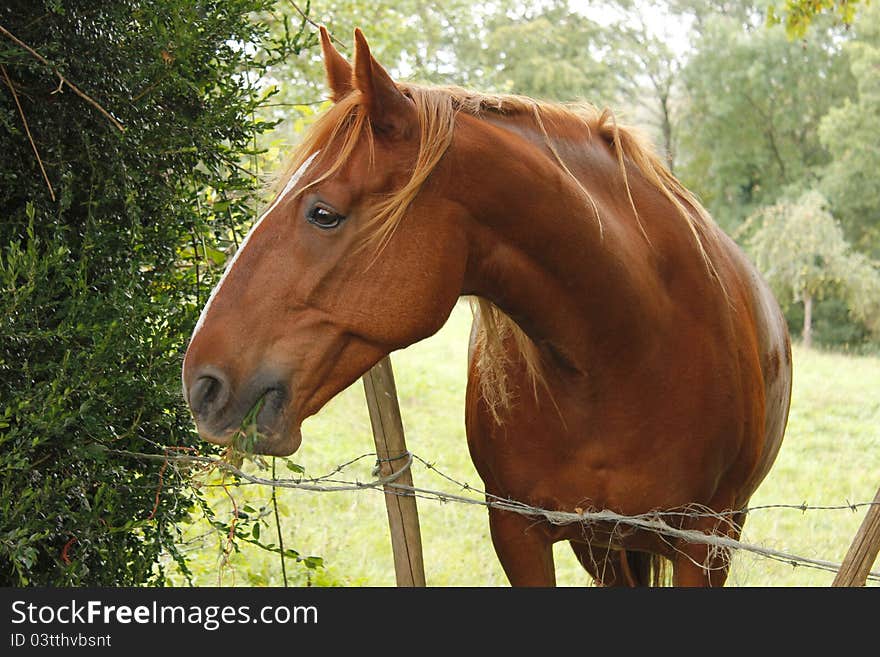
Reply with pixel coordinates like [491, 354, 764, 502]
[187, 151, 320, 347]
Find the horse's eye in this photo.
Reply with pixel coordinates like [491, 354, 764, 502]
[306, 204, 346, 230]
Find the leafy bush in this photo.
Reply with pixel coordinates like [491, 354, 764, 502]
[0, 0, 310, 585]
[784, 296, 874, 350]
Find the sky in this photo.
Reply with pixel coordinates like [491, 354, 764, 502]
[571, 0, 695, 56]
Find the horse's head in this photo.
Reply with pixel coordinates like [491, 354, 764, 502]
[182, 29, 469, 455]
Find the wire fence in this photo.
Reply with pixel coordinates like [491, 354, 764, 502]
[109, 445, 880, 584]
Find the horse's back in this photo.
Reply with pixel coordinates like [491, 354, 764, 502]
[716, 229, 792, 504]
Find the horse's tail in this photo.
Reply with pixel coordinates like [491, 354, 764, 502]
[625, 551, 671, 587]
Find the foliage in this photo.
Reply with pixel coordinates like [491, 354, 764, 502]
[603, 2, 688, 170]
[249, 0, 488, 156]
[679, 15, 855, 231]
[0, 0, 311, 585]
[666, 0, 770, 29]
[261, 0, 479, 129]
[738, 190, 880, 338]
[818, 2, 880, 257]
[302, 0, 479, 83]
[767, 0, 867, 38]
[784, 295, 873, 347]
[164, 461, 334, 586]
[263, 1, 638, 147]
[454, 1, 619, 103]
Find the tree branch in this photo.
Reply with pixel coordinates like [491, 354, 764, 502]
[286, 1, 348, 51]
[0, 23, 125, 132]
[1, 64, 55, 201]
[741, 89, 788, 183]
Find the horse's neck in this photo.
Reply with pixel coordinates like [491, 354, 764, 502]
[454, 113, 663, 374]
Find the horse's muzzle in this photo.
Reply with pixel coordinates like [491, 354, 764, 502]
[185, 366, 299, 455]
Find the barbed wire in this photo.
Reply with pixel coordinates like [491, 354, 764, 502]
[108, 446, 880, 584]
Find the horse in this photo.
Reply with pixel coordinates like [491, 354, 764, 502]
[182, 27, 792, 587]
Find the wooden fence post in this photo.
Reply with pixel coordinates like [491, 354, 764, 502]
[362, 356, 426, 587]
[832, 485, 880, 587]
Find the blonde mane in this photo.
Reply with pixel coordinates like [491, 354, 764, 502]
[275, 83, 721, 421]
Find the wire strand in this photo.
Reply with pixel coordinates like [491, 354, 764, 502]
[110, 446, 880, 583]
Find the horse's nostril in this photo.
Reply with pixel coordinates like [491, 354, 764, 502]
[253, 386, 285, 427]
[189, 374, 229, 417]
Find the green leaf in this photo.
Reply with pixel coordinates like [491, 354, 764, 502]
[204, 246, 228, 267]
[303, 556, 323, 569]
[284, 460, 305, 474]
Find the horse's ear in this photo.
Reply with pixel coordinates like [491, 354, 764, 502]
[352, 28, 415, 137]
[320, 26, 352, 102]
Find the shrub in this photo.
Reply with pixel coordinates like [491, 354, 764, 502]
[0, 0, 310, 585]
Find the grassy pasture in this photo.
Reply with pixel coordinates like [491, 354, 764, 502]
[168, 301, 880, 587]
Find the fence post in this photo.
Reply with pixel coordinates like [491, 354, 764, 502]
[362, 356, 426, 587]
[832, 485, 880, 587]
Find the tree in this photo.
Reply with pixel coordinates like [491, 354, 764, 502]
[605, 1, 690, 172]
[456, 1, 619, 103]
[665, 0, 767, 31]
[0, 0, 307, 585]
[678, 15, 855, 231]
[254, 0, 483, 152]
[768, 0, 868, 38]
[739, 190, 880, 347]
[263, 3, 479, 102]
[818, 1, 880, 257]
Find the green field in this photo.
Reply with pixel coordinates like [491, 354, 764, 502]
[167, 301, 880, 587]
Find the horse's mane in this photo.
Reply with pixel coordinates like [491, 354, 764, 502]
[275, 83, 721, 421]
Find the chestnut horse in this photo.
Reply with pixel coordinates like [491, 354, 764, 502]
[182, 28, 792, 586]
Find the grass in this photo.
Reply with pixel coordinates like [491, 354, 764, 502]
[166, 300, 880, 587]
